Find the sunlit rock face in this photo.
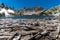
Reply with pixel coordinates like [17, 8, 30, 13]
[0, 3, 15, 17]
[0, 8, 15, 17]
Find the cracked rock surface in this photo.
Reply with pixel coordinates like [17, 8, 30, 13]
[0, 19, 60, 40]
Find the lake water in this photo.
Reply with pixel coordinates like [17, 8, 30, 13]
[0, 15, 55, 19]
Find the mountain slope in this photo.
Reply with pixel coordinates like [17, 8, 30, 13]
[44, 5, 60, 17]
[16, 6, 45, 15]
[0, 3, 45, 17]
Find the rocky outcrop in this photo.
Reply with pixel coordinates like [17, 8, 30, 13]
[16, 6, 45, 16]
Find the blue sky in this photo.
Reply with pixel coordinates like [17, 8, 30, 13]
[0, 0, 60, 9]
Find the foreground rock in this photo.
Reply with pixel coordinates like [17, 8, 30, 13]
[0, 18, 60, 40]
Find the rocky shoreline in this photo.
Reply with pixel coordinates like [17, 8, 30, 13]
[0, 18, 60, 40]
